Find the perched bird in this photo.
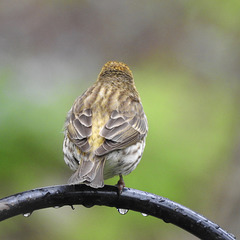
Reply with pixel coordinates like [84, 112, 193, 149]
[63, 61, 148, 191]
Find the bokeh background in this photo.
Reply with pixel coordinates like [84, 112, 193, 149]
[0, 1, 240, 239]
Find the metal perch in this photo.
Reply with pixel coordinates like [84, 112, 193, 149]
[0, 184, 236, 240]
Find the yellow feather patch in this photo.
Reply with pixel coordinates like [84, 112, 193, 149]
[88, 108, 108, 152]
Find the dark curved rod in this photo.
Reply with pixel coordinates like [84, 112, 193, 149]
[0, 184, 236, 240]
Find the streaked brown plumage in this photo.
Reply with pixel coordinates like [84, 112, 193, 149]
[63, 61, 148, 189]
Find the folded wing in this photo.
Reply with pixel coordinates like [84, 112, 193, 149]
[95, 100, 148, 156]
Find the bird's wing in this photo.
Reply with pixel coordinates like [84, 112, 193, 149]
[95, 99, 148, 156]
[65, 86, 93, 154]
[67, 108, 92, 152]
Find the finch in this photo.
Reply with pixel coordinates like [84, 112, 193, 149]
[63, 61, 148, 190]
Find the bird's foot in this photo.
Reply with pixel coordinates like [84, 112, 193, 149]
[116, 174, 125, 195]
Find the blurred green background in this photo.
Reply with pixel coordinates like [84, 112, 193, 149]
[0, 1, 240, 239]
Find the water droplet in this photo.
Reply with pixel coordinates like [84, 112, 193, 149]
[163, 217, 170, 223]
[215, 224, 220, 229]
[54, 206, 60, 209]
[202, 217, 208, 222]
[44, 191, 51, 197]
[82, 202, 94, 208]
[197, 220, 202, 224]
[141, 213, 148, 217]
[23, 212, 32, 217]
[117, 208, 129, 215]
[229, 233, 236, 239]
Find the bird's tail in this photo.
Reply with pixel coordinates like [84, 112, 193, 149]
[68, 157, 106, 188]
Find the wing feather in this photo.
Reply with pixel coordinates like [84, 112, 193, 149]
[66, 97, 92, 152]
[95, 100, 148, 156]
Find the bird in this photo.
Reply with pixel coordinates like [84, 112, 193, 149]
[63, 61, 148, 192]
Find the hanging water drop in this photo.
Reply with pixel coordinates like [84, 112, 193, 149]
[82, 202, 94, 208]
[23, 212, 32, 218]
[229, 233, 236, 239]
[117, 208, 129, 215]
[141, 213, 148, 217]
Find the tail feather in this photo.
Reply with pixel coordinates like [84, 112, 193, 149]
[79, 160, 94, 178]
[68, 158, 106, 188]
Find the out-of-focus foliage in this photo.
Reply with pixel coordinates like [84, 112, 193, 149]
[0, 1, 239, 239]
